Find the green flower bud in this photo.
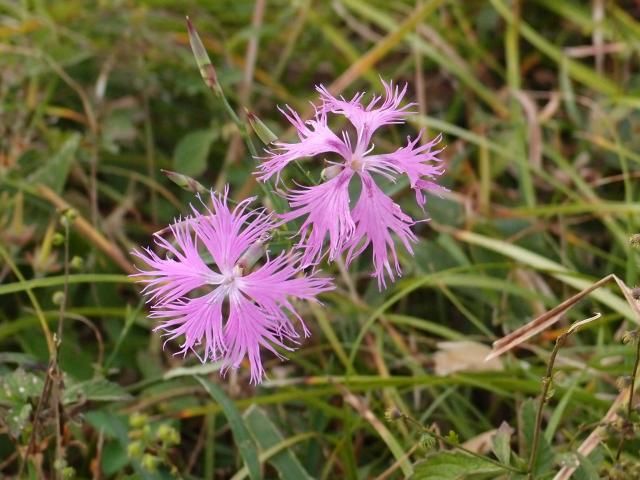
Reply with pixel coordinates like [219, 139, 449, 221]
[52, 233, 65, 246]
[246, 109, 278, 145]
[60, 208, 77, 227]
[156, 424, 180, 446]
[70, 256, 84, 270]
[186, 16, 218, 92]
[161, 169, 208, 194]
[62, 466, 76, 479]
[141, 453, 159, 472]
[127, 441, 144, 459]
[52, 291, 66, 306]
[129, 412, 148, 429]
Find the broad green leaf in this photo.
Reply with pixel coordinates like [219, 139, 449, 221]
[243, 405, 313, 480]
[573, 450, 603, 480]
[172, 129, 217, 177]
[85, 410, 129, 442]
[412, 451, 506, 479]
[63, 377, 131, 403]
[0, 368, 44, 438]
[7, 403, 32, 438]
[101, 441, 129, 477]
[195, 376, 261, 480]
[28, 133, 80, 193]
[491, 421, 513, 466]
[0, 368, 44, 402]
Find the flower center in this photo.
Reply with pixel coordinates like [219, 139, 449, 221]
[222, 265, 244, 286]
[350, 155, 364, 172]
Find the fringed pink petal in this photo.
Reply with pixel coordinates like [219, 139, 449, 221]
[367, 131, 446, 208]
[317, 79, 415, 153]
[280, 169, 355, 266]
[346, 172, 417, 290]
[257, 105, 350, 182]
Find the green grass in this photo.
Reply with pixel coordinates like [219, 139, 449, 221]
[2, 0, 640, 478]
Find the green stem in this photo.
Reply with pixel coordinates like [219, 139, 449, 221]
[614, 332, 640, 461]
[210, 84, 284, 211]
[527, 333, 567, 479]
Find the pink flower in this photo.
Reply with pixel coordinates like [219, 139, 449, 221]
[131, 188, 334, 384]
[258, 79, 445, 288]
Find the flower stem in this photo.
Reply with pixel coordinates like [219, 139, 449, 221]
[527, 332, 567, 480]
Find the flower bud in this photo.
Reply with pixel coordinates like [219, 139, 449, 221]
[156, 423, 181, 446]
[186, 16, 218, 92]
[246, 109, 278, 145]
[141, 453, 159, 472]
[52, 291, 65, 306]
[52, 233, 65, 246]
[161, 169, 208, 194]
[127, 441, 144, 458]
[60, 209, 77, 227]
[70, 256, 84, 270]
[62, 466, 76, 480]
[129, 412, 148, 429]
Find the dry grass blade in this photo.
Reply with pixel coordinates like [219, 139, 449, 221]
[486, 274, 631, 361]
